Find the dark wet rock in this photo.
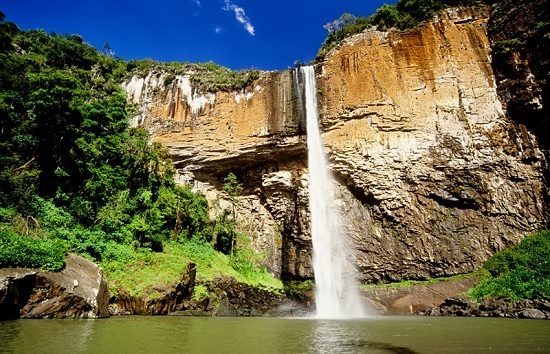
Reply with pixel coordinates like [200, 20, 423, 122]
[536, 300, 550, 312]
[438, 297, 479, 317]
[422, 297, 550, 319]
[0, 269, 37, 320]
[216, 298, 238, 317]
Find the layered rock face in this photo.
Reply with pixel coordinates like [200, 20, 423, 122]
[319, 7, 546, 281]
[124, 7, 547, 283]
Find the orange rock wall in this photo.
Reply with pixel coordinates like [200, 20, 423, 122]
[123, 8, 547, 282]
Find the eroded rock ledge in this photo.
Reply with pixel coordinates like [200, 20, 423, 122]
[113, 264, 307, 317]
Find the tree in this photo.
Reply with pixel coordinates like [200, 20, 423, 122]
[215, 173, 243, 255]
[101, 42, 114, 57]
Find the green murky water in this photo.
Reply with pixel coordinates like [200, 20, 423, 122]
[1, 316, 549, 353]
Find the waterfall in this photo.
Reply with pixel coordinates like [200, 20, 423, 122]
[302, 66, 365, 319]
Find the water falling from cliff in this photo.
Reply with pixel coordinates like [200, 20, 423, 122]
[302, 66, 365, 319]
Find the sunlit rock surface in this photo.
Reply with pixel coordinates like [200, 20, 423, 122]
[124, 7, 547, 283]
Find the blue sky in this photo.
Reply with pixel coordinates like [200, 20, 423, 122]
[1, 0, 396, 70]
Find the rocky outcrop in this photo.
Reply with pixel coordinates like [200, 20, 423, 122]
[361, 276, 479, 314]
[423, 296, 550, 319]
[123, 69, 305, 177]
[115, 263, 196, 315]
[0, 254, 110, 319]
[202, 277, 304, 317]
[487, 0, 549, 150]
[114, 269, 305, 317]
[123, 7, 548, 284]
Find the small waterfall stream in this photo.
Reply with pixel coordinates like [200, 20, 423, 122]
[301, 66, 365, 319]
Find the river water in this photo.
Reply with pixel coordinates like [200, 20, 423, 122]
[1, 316, 549, 353]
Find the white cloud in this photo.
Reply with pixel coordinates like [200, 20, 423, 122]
[222, 0, 255, 36]
[194, 0, 201, 6]
[214, 26, 222, 34]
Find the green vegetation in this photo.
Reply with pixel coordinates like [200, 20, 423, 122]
[0, 224, 67, 271]
[101, 241, 237, 298]
[125, 59, 260, 93]
[316, 0, 488, 61]
[0, 13, 279, 297]
[468, 230, 550, 302]
[191, 61, 260, 93]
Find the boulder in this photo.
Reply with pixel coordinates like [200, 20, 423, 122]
[520, 308, 546, 319]
[0, 254, 110, 319]
[21, 254, 110, 318]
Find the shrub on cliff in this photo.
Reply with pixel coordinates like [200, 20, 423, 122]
[125, 59, 260, 93]
[469, 230, 550, 302]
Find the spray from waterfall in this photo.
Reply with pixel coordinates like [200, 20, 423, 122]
[301, 66, 366, 319]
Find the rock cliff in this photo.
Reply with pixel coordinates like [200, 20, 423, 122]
[123, 7, 547, 283]
[317, 7, 547, 282]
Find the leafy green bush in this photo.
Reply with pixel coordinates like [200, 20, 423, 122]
[0, 226, 67, 271]
[284, 280, 314, 301]
[469, 230, 550, 302]
[125, 59, 260, 93]
[191, 61, 260, 93]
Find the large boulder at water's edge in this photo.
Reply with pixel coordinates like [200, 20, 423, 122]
[0, 254, 110, 319]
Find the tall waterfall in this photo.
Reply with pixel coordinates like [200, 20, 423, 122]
[302, 66, 365, 319]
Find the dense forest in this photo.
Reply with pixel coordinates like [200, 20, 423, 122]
[0, 0, 548, 304]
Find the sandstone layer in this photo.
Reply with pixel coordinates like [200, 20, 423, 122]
[124, 7, 547, 283]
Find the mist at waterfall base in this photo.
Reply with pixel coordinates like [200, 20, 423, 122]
[302, 66, 367, 319]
